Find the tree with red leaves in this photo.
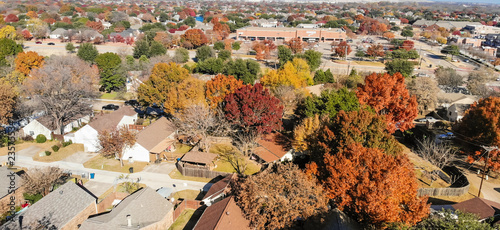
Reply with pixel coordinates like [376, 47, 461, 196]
[22, 30, 33, 40]
[181, 29, 209, 48]
[334, 41, 352, 58]
[5, 14, 19, 23]
[366, 44, 385, 58]
[125, 36, 134, 45]
[402, 40, 415, 51]
[287, 37, 304, 54]
[224, 83, 283, 135]
[456, 97, 500, 172]
[86, 21, 104, 33]
[306, 143, 429, 228]
[356, 72, 418, 133]
[212, 17, 230, 40]
[114, 34, 125, 43]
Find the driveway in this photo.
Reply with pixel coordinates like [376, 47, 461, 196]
[142, 162, 176, 174]
[17, 146, 42, 157]
[61, 151, 98, 164]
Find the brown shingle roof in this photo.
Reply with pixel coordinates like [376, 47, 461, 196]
[136, 117, 176, 152]
[203, 174, 235, 200]
[194, 196, 251, 230]
[452, 198, 500, 220]
[181, 150, 217, 165]
[89, 106, 136, 132]
[254, 133, 289, 163]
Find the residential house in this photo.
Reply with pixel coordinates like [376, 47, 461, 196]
[23, 114, 90, 139]
[79, 187, 174, 230]
[452, 198, 500, 223]
[0, 167, 24, 215]
[179, 150, 217, 170]
[64, 106, 137, 152]
[439, 93, 478, 122]
[1, 182, 97, 230]
[253, 133, 294, 164]
[202, 174, 235, 206]
[463, 25, 500, 36]
[49, 28, 68, 39]
[193, 196, 251, 230]
[122, 117, 177, 163]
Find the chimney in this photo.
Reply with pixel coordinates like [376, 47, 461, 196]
[127, 215, 132, 227]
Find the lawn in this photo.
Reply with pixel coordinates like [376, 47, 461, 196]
[169, 209, 196, 230]
[0, 142, 54, 156]
[168, 169, 213, 183]
[83, 155, 149, 173]
[32, 144, 84, 162]
[100, 92, 135, 100]
[170, 189, 204, 200]
[354, 60, 385, 67]
[210, 144, 261, 175]
[100, 92, 118, 100]
[401, 144, 450, 188]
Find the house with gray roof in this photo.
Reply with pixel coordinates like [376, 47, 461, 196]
[0, 168, 24, 215]
[1, 182, 97, 230]
[79, 187, 174, 230]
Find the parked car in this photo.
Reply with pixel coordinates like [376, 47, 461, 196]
[416, 117, 439, 123]
[48, 42, 55, 45]
[124, 99, 140, 107]
[102, 104, 119, 110]
[35, 41, 42, 44]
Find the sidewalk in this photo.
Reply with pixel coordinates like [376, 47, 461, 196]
[464, 171, 500, 204]
[0, 153, 211, 197]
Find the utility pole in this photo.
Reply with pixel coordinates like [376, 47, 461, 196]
[418, 46, 423, 69]
[478, 145, 498, 197]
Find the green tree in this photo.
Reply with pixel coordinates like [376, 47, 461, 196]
[133, 39, 149, 59]
[224, 59, 260, 84]
[300, 50, 322, 71]
[183, 17, 196, 28]
[195, 45, 216, 62]
[173, 47, 189, 63]
[412, 210, 494, 230]
[0, 38, 23, 66]
[232, 41, 241, 50]
[401, 29, 414, 39]
[149, 40, 167, 57]
[385, 59, 415, 77]
[95, 52, 125, 92]
[442, 45, 459, 59]
[296, 87, 359, 119]
[65, 42, 75, 53]
[218, 49, 231, 61]
[313, 69, 334, 84]
[277, 45, 293, 67]
[213, 41, 225, 51]
[77, 43, 98, 63]
[195, 57, 224, 75]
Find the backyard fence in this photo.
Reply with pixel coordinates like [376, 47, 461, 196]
[176, 162, 231, 179]
[173, 199, 203, 221]
[417, 166, 470, 197]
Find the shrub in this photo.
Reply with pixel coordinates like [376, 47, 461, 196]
[36, 134, 47, 143]
[45, 151, 51, 156]
[23, 193, 43, 204]
[62, 140, 72, 147]
[51, 145, 60, 152]
[22, 135, 34, 142]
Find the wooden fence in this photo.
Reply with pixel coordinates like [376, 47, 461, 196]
[176, 162, 231, 179]
[173, 199, 203, 221]
[417, 166, 470, 197]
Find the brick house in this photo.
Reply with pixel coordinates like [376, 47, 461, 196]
[0, 167, 25, 216]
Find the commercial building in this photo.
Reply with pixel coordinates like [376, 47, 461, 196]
[236, 27, 347, 42]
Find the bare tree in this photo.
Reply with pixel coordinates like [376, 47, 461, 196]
[213, 144, 248, 174]
[98, 126, 137, 167]
[271, 85, 304, 117]
[415, 138, 457, 185]
[174, 104, 231, 152]
[407, 77, 439, 114]
[21, 167, 66, 196]
[434, 66, 464, 91]
[232, 130, 260, 157]
[110, 11, 129, 23]
[23, 56, 99, 135]
[467, 67, 496, 98]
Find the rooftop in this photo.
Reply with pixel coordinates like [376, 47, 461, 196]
[181, 150, 217, 165]
[88, 106, 137, 132]
[452, 197, 500, 220]
[135, 117, 176, 153]
[237, 26, 344, 32]
[194, 196, 251, 230]
[254, 133, 290, 163]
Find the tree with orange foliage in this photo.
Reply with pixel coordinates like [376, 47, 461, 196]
[43, 18, 56, 25]
[62, 17, 72, 24]
[356, 72, 418, 133]
[287, 37, 304, 54]
[22, 30, 33, 40]
[212, 17, 230, 41]
[181, 29, 209, 48]
[355, 14, 364, 21]
[252, 40, 276, 61]
[224, 39, 233, 51]
[27, 11, 38, 19]
[456, 97, 500, 172]
[383, 31, 395, 40]
[206, 74, 244, 108]
[366, 44, 385, 58]
[491, 58, 500, 67]
[402, 40, 415, 51]
[15, 51, 44, 76]
[334, 41, 352, 58]
[306, 143, 429, 228]
[86, 21, 104, 33]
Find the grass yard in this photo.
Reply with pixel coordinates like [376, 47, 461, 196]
[170, 189, 204, 200]
[100, 92, 135, 100]
[354, 60, 385, 67]
[169, 209, 196, 230]
[32, 144, 84, 162]
[100, 92, 118, 100]
[213, 159, 261, 175]
[0, 142, 54, 156]
[401, 144, 450, 188]
[168, 169, 213, 183]
[83, 155, 149, 173]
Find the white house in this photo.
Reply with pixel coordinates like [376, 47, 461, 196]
[122, 117, 176, 162]
[49, 28, 68, 39]
[64, 106, 137, 152]
[23, 115, 90, 139]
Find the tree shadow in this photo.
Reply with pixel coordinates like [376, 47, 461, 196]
[427, 197, 458, 205]
[183, 206, 206, 230]
[274, 131, 293, 151]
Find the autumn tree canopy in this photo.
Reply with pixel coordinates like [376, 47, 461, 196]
[286, 37, 304, 54]
[0, 80, 17, 125]
[98, 126, 136, 167]
[181, 29, 209, 48]
[307, 143, 429, 228]
[456, 96, 500, 172]
[260, 58, 313, 89]
[357, 72, 418, 133]
[234, 163, 328, 230]
[334, 41, 352, 57]
[14, 51, 44, 76]
[205, 74, 244, 109]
